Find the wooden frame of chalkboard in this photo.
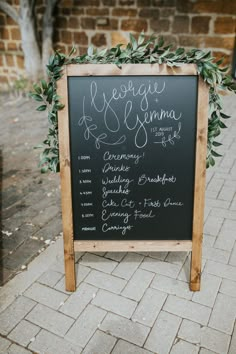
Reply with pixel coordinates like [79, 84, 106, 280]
[57, 64, 209, 292]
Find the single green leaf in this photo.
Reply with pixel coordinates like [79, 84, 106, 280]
[212, 141, 222, 147]
[129, 33, 137, 50]
[158, 37, 164, 48]
[211, 150, 222, 157]
[220, 112, 231, 119]
[69, 46, 76, 56]
[37, 105, 47, 111]
[138, 31, 145, 45]
[219, 121, 227, 129]
[41, 164, 49, 173]
[31, 94, 43, 102]
[209, 156, 215, 166]
[41, 79, 47, 90]
[34, 144, 44, 149]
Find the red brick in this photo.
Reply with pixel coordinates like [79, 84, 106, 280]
[152, 0, 176, 6]
[1, 28, 10, 40]
[0, 40, 5, 50]
[87, 8, 109, 16]
[0, 14, 6, 26]
[81, 17, 96, 29]
[6, 16, 16, 25]
[91, 33, 107, 47]
[71, 8, 84, 15]
[62, 8, 71, 15]
[5, 55, 14, 66]
[212, 51, 231, 65]
[150, 18, 170, 32]
[192, 16, 211, 34]
[7, 42, 18, 50]
[193, 1, 221, 13]
[96, 18, 118, 30]
[179, 35, 203, 47]
[60, 0, 73, 7]
[176, 0, 193, 12]
[61, 30, 72, 44]
[102, 0, 116, 5]
[204, 36, 235, 50]
[11, 28, 21, 40]
[79, 46, 88, 55]
[214, 17, 236, 34]
[119, 0, 135, 5]
[73, 31, 88, 45]
[193, 0, 236, 15]
[137, 0, 151, 6]
[68, 16, 79, 28]
[53, 29, 60, 42]
[75, 0, 100, 5]
[0, 55, 3, 66]
[172, 16, 189, 33]
[139, 8, 159, 18]
[121, 19, 148, 32]
[16, 55, 24, 69]
[112, 8, 137, 17]
[160, 8, 175, 17]
[56, 16, 68, 28]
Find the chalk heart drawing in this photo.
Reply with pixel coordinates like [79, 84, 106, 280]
[78, 80, 183, 149]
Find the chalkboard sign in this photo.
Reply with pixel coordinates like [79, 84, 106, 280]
[68, 75, 197, 241]
[58, 64, 209, 292]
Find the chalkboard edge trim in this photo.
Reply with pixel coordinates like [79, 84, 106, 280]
[74, 240, 192, 252]
[66, 63, 197, 77]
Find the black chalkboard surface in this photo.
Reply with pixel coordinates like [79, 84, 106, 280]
[68, 75, 198, 241]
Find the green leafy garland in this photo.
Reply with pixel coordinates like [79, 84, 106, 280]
[30, 33, 236, 173]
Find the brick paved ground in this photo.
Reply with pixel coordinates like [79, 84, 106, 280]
[0, 93, 236, 353]
[0, 95, 61, 286]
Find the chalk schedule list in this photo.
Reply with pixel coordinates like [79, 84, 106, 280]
[68, 75, 198, 241]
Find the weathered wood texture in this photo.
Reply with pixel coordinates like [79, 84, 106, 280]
[74, 240, 192, 252]
[57, 66, 76, 292]
[190, 76, 209, 291]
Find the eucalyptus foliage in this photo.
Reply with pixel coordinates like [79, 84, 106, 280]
[30, 32, 236, 173]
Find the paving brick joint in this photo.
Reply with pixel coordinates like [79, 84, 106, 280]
[0, 94, 236, 353]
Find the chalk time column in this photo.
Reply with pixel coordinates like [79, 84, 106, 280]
[78, 155, 96, 233]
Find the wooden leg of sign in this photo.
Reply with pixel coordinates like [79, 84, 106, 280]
[190, 77, 208, 292]
[58, 69, 76, 292]
[64, 246, 76, 292]
[190, 236, 202, 291]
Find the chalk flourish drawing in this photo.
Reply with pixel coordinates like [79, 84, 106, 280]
[78, 96, 126, 149]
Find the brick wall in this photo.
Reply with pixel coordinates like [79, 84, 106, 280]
[0, 0, 235, 89]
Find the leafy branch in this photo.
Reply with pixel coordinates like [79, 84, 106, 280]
[30, 32, 236, 172]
